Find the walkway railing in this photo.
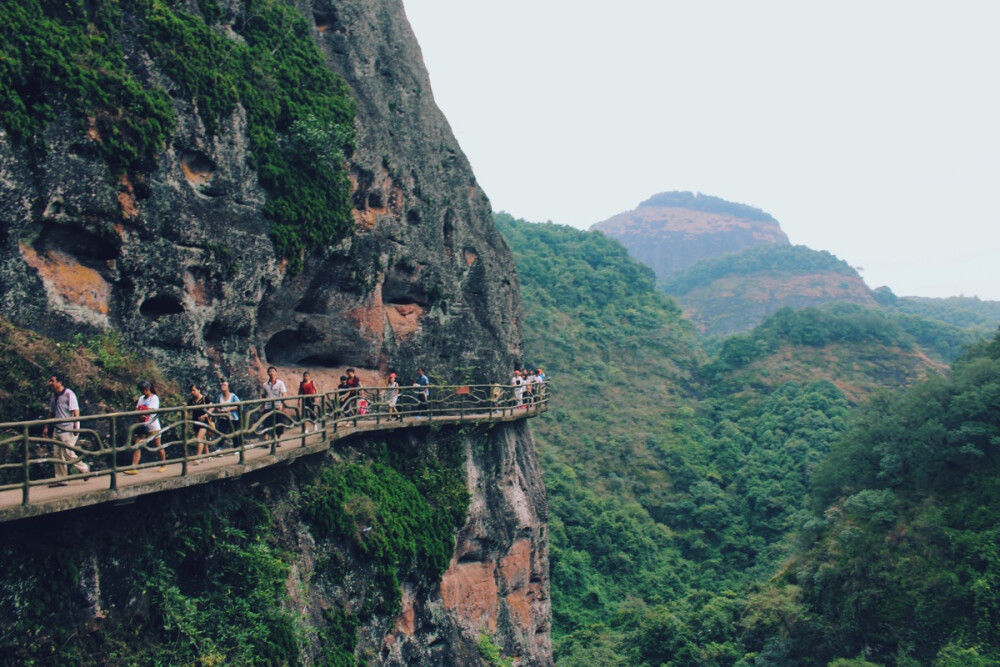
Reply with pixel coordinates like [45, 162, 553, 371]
[0, 382, 549, 515]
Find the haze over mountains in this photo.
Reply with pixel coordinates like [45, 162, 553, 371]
[592, 191, 998, 337]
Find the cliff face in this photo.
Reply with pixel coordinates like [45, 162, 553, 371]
[0, 0, 550, 663]
[0, 0, 520, 387]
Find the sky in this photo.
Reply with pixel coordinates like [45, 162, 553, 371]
[402, 0, 1000, 300]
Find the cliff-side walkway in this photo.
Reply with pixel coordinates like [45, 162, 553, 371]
[0, 383, 549, 522]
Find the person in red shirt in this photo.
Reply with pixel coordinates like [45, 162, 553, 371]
[298, 371, 319, 432]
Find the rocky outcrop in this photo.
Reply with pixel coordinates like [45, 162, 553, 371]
[0, 0, 549, 663]
[380, 421, 550, 665]
[591, 191, 789, 279]
[0, 0, 521, 388]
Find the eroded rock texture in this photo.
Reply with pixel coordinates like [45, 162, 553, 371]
[0, 0, 521, 387]
[0, 0, 549, 663]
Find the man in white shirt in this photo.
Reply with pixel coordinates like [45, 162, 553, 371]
[42, 374, 89, 486]
[511, 369, 525, 407]
[261, 366, 288, 439]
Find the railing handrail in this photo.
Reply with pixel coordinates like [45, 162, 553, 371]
[0, 381, 550, 517]
[0, 381, 549, 428]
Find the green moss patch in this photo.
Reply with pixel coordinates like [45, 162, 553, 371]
[304, 438, 470, 613]
[0, 0, 356, 271]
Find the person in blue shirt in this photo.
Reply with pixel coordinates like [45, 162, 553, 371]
[414, 368, 430, 417]
[215, 380, 242, 450]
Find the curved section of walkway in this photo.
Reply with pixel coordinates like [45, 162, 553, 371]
[0, 384, 548, 523]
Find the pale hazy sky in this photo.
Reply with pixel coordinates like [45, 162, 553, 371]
[402, 1, 1000, 300]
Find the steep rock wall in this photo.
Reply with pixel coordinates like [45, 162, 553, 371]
[0, 0, 550, 663]
[0, 0, 521, 387]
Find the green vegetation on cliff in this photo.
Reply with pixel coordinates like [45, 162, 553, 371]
[0, 432, 469, 665]
[0, 0, 355, 271]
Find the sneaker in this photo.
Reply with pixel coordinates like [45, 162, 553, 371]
[123, 470, 138, 475]
[157, 466, 168, 473]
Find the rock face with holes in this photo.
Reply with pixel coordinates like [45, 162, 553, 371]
[0, 0, 550, 664]
[0, 0, 521, 390]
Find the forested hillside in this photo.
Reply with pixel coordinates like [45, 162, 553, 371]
[743, 334, 1000, 665]
[499, 213, 999, 666]
[498, 215, 854, 664]
[658, 244, 877, 337]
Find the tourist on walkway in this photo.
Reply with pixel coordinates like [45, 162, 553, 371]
[186, 384, 212, 463]
[260, 366, 288, 440]
[43, 374, 89, 486]
[511, 369, 525, 407]
[298, 371, 319, 432]
[535, 368, 548, 403]
[128, 380, 165, 474]
[490, 381, 503, 415]
[215, 380, 241, 450]
[385, 372, 400, 421]
[336, 375, 350, 417]
[344, 368, 360, 416]
[414, 368, 430, 417]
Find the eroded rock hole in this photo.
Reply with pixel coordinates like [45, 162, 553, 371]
[34, 223, 119, 266]
[204, 321, 226, 342]
[313, 4, 344, 33]
[181, 150, 224, 196]
[140, 295, 184, 318]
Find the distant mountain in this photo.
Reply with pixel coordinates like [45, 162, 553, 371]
[662, 244, 878, 336]
[592, 192, 888, 337]
[704, 303, 949, 403]
[591, 191, 789, 278]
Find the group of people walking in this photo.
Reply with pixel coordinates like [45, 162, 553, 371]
[40, 365, 546, 486]
[510, 368, 547, 406]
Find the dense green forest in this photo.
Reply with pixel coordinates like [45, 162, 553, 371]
[754, 335, 1000, 665]
[498, 213, 999, 666]
[659, 244, 858, 297]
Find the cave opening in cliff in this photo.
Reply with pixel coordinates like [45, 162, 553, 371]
[139, 294, 184, 317]
[296, 354, 342, 367]
[265, 330, 340, 368]
[33, 223, 119, 270]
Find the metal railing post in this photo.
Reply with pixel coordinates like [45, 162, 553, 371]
[182, 408, 190, 476]
[110, 416, 118, 491]
[21, 425, 30, 507]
